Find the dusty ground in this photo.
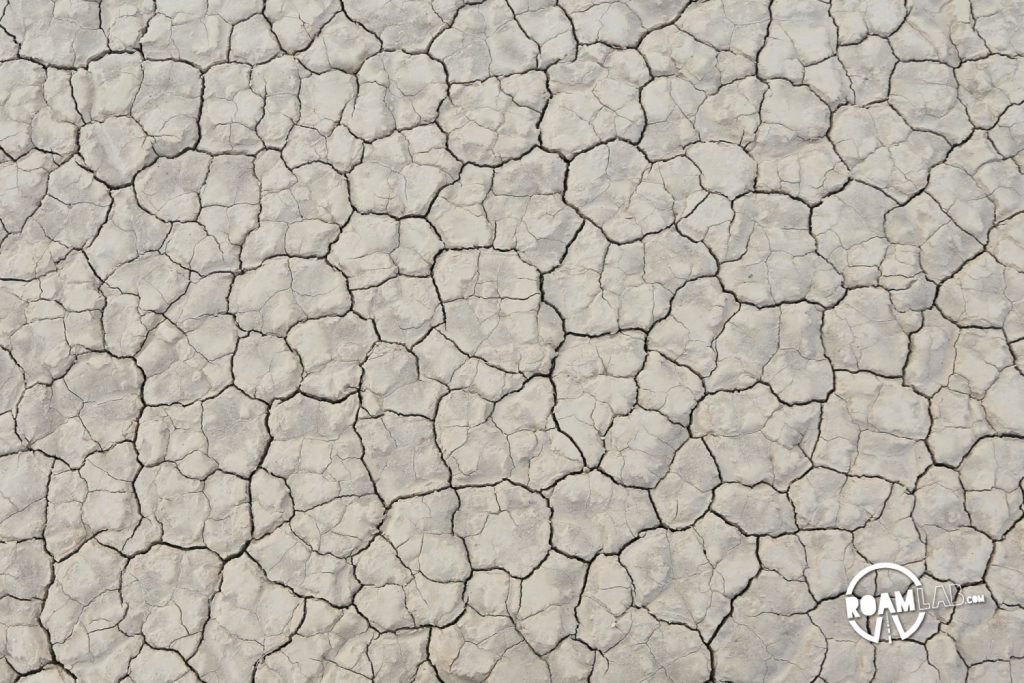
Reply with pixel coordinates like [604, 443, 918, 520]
[1, 0, 1023, 681]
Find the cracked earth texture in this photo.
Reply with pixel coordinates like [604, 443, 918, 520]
[1, 0, 1024, 681]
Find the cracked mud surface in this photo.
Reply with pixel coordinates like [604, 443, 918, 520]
[1, 0, 1024, 681]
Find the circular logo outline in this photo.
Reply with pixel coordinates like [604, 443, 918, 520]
[845, 562, 925, 643]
